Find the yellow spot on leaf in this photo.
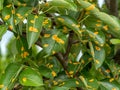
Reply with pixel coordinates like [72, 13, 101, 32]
[45, 2, 49, 6]
[63, 26, 68, 33]
[97, 20, 101, 22]
[94, 31, 98, 35]
[11, 78, 15, 83]
[52, 71, 57, 77]
[112, 88, 116, 90]
[4, 15, 10, 20]
[12, 10, 15, 14]
[52, 35, 64, 44]
[22, 77, 27, 82]
[43, 44, 49, 47]
[18, 2, 21, 6]
[95, 46, 101, 51]
[29, 26, 38, 32]
[59, 82, 65, 86]
[86, 4, 95, 11]
[44, 34, 50, 38]
[85, 11, 90, 15]
[52, 51, 56, 54]
[72, 24, 80, 28]
[103, 25, 108, 30]
[76, 81, 79, 85]
[5, 87, 8, 90]
[21, 52, 29, 58]
[30, 20, 35, 23]
[21, 46, 24, 51]
[109, 78, 114, 82]
[22, 3, 27, 6]
[88, 58, 92, 61]
[0, 84, 4, 88]
[35, 15, 38, 18]
[9, 25, 13, 30]
[57, 18, 64, 22]
[43, 19, 49, 25]
[95, 60, 100, 64]
[69, 71, 74, 77]
[95, 23, 101, 27]
[105, 69, 110, 73]
[16, 13, 23, 19]
[89, 79, 94, 82]
[53, 80, 58, 85]
[6, 4, 12, 8]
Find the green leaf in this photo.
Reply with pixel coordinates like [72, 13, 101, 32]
[100, 79, 120, 90]
[27, 14, 44, 48]
[48, 0, 77, 11]
[0, 63, 23, 90]
[2, 5, 16, 32]
[19, 67, 43, 86]
[39, 65, 53, 79]
[56, 15, 80, 35]
[15, 6, 32, 25]
[16, 36, 31, 59]
[110, 39, 120, 44]
[0, 25, 8, 39]
[0, 0, 4, 10]
[77, 0, 120, 38]
[86, 28, 105, 46]
[51, 86, 69, 90]
[41, 29, 67, 56]
[94, 47, 105, 69]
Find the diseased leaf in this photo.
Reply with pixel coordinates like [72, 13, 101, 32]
[19, 67, 43, 86]
[94, 47, 105, 69]
[27, 14, 44, 48]
[56, 15, 81, 36]
[2, 5, 16, 31]
[41, 29, 67, 56]
[0, 25, 8, 39]
[100, 79, 120, 90]
[15, 6, 32, 25]
[48, 0, 77, 11]
[86, 28, 105, 46]
[0, 63, 23, 90]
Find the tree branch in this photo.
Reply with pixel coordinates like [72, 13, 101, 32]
[55, 52, 68, 71]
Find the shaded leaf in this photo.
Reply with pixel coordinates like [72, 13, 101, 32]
[0, 25, 8, 39]
[94, 47, 105, 69]
[15, 6, 32, 25]
[19, 67, 43, 86]
[0, 63, 23, 90]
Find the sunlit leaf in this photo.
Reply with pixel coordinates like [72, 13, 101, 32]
[86, 28, 105, 46]
[56, 15, 80, 36]
[41, 29, 67, 56]
[110, 39, 120, 45]
[0, 0, 4, 10]
[48, 0, 77, 11]
[27, 14, 44, 48]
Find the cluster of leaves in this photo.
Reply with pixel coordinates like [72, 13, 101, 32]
[0, 0, 120, 90]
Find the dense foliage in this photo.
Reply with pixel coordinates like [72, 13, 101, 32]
[1, 0, 120, 90]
